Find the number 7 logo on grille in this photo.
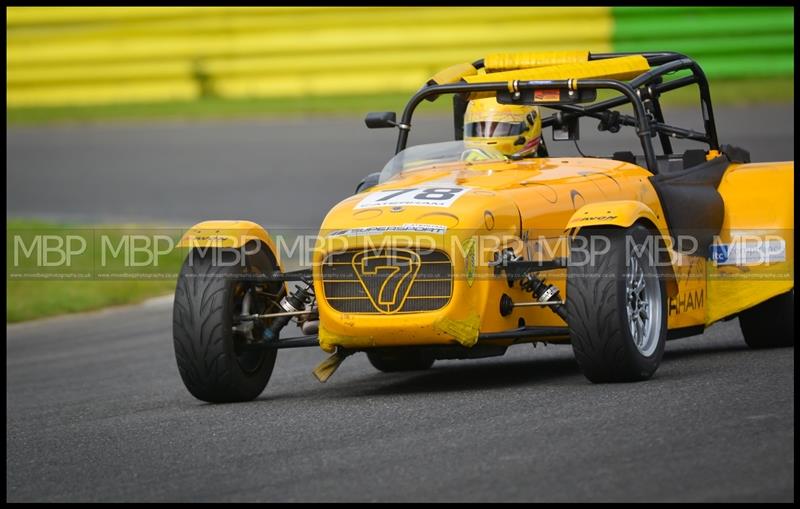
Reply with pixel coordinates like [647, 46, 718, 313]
[352, 249, 421, 313]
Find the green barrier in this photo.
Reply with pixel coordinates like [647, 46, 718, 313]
[612, 7, 794, 79]
[614, 7, 793, 37]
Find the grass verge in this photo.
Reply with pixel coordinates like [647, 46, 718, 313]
[6, 93, 431, 126]
[7, 220, 184, 323]
[7, 78, 792, 126]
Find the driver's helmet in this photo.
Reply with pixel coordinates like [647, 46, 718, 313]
[463, 97, 542, 158]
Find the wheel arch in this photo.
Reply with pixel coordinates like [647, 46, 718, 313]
[565, 200, 678, 297]
[177, 220, 283, 270]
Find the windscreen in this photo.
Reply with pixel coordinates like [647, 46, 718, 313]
[378, 141, 506, 183]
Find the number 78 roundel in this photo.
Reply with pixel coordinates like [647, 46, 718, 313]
[355, 187, 470, 209]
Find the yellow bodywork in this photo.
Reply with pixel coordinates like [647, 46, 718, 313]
[309, 154, 793, 352]
[178, 161, 793, 352]
[706, 162, 794, 324]
[316, 157, 658, 352]
[428, 62, 478, 86]
[565, 200, 664, 232]
[177, 220, 283, 268]
[484, 51, 590, 72]
[465, 55, 649, 84]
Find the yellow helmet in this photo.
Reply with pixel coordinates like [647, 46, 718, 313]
[463, 97, 542, 158]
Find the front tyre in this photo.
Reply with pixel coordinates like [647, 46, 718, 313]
[739, 290, 794, 349]
[172, 243, 281, 403]
[566, 224, 667, 383]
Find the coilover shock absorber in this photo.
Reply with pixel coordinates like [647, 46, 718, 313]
[262, 283, 314, 342]
[520, 273, 567, 321]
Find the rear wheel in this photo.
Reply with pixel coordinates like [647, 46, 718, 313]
[366, 349, 435, 373]
[739, 290, 794, 349]
[566, 224, 667, 383]
[172, 243, 283, 403]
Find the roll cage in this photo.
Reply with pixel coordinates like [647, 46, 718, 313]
[390, 52, 719, 175]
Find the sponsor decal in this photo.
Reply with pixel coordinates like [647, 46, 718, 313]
[710, 244, 729, 264]
[669, 289, 705, 316]
[668, 256, 705, 316]
[328, 223, 447, 237]
[352, 248, 421, 314]
[355, 187, 470, 209]
[191, 235, 230, 241]
[576, 215, 618, 222]
[710, 237, 786, 266]
[534, 89, 561, 102]
[462, 237, 476, 287]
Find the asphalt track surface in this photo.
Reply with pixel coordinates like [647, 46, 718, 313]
[6, 105, 795, 226]
[6, 306, 795, 502]
[6, 106, 795, 501]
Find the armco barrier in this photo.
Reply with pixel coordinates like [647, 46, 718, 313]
[6, 7, 612, 107]
[6, 7, 793, 108]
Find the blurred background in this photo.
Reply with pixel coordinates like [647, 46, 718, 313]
[6, 7, 794, 113]
[6, 6, 795, 322]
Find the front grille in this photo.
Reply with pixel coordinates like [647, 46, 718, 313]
[321, 248, 452, 314]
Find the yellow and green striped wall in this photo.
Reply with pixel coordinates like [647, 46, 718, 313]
[6, 7, 794, 108]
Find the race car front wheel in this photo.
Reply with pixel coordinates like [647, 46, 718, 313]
[739, 290, 794, 349]
[566, 224, 667, 383]
[172, 243, 281, 403]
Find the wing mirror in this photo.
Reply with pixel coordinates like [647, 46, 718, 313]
[365, 111, 398, 129]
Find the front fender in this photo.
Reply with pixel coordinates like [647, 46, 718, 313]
[565, 200, 678, 297]
[177, 220, 282, 268]
[565, 200, 664, 233]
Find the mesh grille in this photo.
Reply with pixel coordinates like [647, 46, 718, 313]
[321, 249, 452, 314]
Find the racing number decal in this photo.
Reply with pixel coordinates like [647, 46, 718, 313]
[377, 188, 460, 202]
[355, 187, 469, 209]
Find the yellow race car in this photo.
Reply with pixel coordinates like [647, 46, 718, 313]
[172, 51, 794, 403]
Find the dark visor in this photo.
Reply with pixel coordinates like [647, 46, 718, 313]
[465, 121, 527, 138]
